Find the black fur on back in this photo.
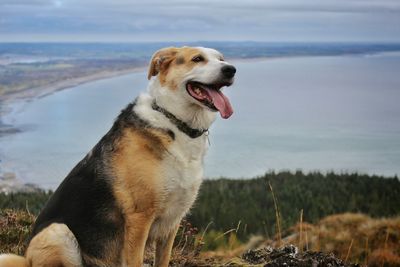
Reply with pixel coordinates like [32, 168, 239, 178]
[31, 99, 173, 266]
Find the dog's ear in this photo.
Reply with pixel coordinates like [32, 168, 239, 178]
[147, 47, 179, 80]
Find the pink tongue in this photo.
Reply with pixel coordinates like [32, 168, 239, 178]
[206, 88, 234, 119]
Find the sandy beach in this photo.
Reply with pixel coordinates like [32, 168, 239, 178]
[1, 66, 146, 110]
[0, 65, 146, 127]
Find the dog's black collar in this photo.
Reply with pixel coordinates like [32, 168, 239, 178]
[151, 101, 208, 139]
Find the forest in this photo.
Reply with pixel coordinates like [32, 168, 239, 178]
[1, 171, 399, 240]
[189, 171, 400, 239]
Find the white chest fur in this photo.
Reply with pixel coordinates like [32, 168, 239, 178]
[133, 94, 210, 240]
[151, 134, 206, 239]
[150, 133, 207, 239]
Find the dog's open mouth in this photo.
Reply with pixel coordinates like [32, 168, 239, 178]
[186, 81, 233, 119]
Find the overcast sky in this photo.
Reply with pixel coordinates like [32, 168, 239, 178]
[1, 0, 400, 42]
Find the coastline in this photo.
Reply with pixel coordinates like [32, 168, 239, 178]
[0, 65, 147, 192]
[0, 65, 146, 132]
[0, 66, 146, 114]
[1, 49, 396, 118]
[0, 55, 275, 192]
[0, 55, 267, 125]
[0, 55, 274, 138]
[0, 55, 271, 192]
[1, 51, 400, 192]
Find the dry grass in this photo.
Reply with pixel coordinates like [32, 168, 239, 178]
[278, 213, 400, 266]
[368, 249, 400, 267]
[268, 181, 282, 246]
[0, 209, 35, 255]
[1, 210, 399, 266]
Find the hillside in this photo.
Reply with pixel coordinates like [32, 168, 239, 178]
[189, 171, 400, 236]
[1, 209, 398, 266]
[1, 172, 400, 265]
[1, 171, 399, 235]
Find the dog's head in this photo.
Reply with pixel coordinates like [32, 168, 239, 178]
[148, 46, 236, 119]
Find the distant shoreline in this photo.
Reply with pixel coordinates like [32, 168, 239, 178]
[0, 56, 263, 120]
[0, 66, 146, 114]
[0, 66, 146, 136]
[1, 51, 400, 190]
[0, 66, 148, 190]
[1, 49, 399, 117]
[0, 50, 398, 136]
[0, 55, 297, 136]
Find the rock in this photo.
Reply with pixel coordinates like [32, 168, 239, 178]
[0, 172, 42, 194]
[241, 245, 359, 267]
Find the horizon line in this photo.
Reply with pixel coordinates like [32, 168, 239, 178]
[1, 40, 400, 45]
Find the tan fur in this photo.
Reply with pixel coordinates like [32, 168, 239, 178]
[154, 224, 179, 267]
[26, 223, 82, 267]
[147, 47, 179, 81]
[177, 47, 209, 66]
[123, 211, 155, 267]
[111, 128, 171, 214]
[0, 254, 28, 267]
[148, 47, 208, 90]
[111, 127, 174, 267]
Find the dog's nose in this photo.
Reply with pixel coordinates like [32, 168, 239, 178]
[221, 65, 236, 79]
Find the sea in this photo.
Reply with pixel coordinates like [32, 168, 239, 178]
[1, 53, 400, 189]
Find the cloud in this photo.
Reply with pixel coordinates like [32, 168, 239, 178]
[3, 0, 400, 12]
[1, 0, 400, 42]
[1, 0, 56, 6]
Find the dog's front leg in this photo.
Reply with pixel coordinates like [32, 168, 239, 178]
[123, 211, 155, 267]
[154, 224, 179, 267]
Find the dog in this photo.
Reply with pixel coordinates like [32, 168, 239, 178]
[0, 46, 236, 267]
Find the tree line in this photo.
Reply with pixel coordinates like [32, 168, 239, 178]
[188, 171, 400, 238]
[1, 171, 399, 238]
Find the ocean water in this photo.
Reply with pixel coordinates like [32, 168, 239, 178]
[1, 54, 400, 189]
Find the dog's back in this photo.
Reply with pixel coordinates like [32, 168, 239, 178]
[29, 102, 153, 266]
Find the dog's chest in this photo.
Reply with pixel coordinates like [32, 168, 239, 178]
[151, 135, 207, 238]
[161, 135, 206, 210]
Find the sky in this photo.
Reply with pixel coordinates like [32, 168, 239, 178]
[0, 0, 400, 42]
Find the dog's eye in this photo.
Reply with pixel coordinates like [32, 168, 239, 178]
[192, 55, 204, 63]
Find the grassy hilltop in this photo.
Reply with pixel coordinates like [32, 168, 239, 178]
[0, 171, 399, 266]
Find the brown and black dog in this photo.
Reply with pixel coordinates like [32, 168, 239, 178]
[0, 46, 236, 267]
